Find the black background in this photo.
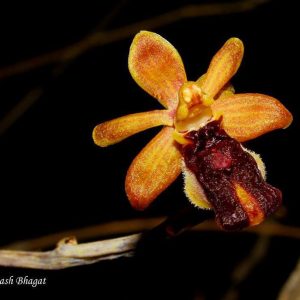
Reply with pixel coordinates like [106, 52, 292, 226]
[0, 0, 299, 299]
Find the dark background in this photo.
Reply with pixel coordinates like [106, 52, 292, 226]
[0, 0, 299, 299]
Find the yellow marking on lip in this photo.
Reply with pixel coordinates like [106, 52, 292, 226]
[234, 183, 264, 226]
[172, 130, 191, 145]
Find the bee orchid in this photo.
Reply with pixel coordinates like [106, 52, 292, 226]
[93, 31, 292, 230]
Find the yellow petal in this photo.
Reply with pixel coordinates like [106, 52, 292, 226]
[172, 130, 191, 145]
[197, 74, 235, 100]
[182, 163, 211, 209]
[211, 93, 293, 142]
[128, 31, 187, 109]
[215, 83, 235, 100]
[196, 73, 206, 86]
[93, 110, 173, 147]
[234, 183, 264, 226]
[200, 38, 244, 98]
[125, 127, 181, 210]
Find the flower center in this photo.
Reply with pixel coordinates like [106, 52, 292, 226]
[174, 81, 214, 134]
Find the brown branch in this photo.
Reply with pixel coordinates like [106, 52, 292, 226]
[0, 0, 127, 136]
[0, 208, 214, 269]
[0, 0, 271, 136]
[278, 258, 300, 300]
[2, 217, 164, 251]
[0, 216, 299, 270]
[0, 87, 43, 135]
[0, 0, 270, 80]
[3, 218, 300, 252]
[223, 235, 271, 300]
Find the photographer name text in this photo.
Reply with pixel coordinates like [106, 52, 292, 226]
[0, 276, 46, 287]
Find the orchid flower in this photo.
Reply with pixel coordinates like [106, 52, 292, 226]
[93, 31, 292, 230]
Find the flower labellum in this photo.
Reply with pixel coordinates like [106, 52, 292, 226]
[182, 119, 282, 230]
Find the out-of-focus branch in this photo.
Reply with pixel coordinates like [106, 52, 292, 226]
[0, 208, 213, 269]
[0, 0, 127, 136]
[0, 0, 270, 80]
[223, 235, 271, 300]
[0, 87, 43, 135]
[0, 0, 271, 136]
[2, 217, 164, 251]
[0, 207, 213, 269]
[278, 258, 300, 300]
[3, 218, 300, 253]
[1, 216, 299, 270]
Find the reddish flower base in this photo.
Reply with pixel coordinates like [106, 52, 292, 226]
[182, 120, 282, 230]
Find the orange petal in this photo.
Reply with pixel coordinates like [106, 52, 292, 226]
[199, 38, 244, 98]
[197, 74, 235, 100]
[125, 127, 181, 210]
[128, 31, 187, 109]
[93, 110, 173, 147]
[211, 93, 293, 142]
[215, 83, 235, 100]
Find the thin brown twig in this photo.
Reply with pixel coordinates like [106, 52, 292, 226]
[0, 0, 128, 136]
[0, 0, 271, 136]
[2, 218, 300, 252]
[0, 223, 296, 270]
[2, 217, 164, 251]
[0, 208, 214, 270]
[0, 217, 300, 250]
[278, 258, 300, 300]
[223, 235, 271, 300]
[0, 0, 270, 80]
[0, 87, 43, 135]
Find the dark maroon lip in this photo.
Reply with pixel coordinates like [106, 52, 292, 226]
[182, 120, 282, 231]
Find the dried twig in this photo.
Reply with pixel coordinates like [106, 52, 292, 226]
[278, 258, 300, 300]
[0, 234, 140, 270]
[0, 208, 213, 269]
[2, 217, 164, 251]
[0, 0, 127, 136]
[223, 235, 271, 300]
[0, 87, 44, 135]
[0, 216, 299, 270]
[2, 218, 300, 252]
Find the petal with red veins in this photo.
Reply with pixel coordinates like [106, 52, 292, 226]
[200, 38, 244, 98]
[125, 127, 181, 210]
[128, 31, 187, 109]
[211, 93, 293, 142]
[93, 110, 173, 147]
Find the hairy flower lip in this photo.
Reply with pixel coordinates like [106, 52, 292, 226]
[182, 120, 282, 231]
